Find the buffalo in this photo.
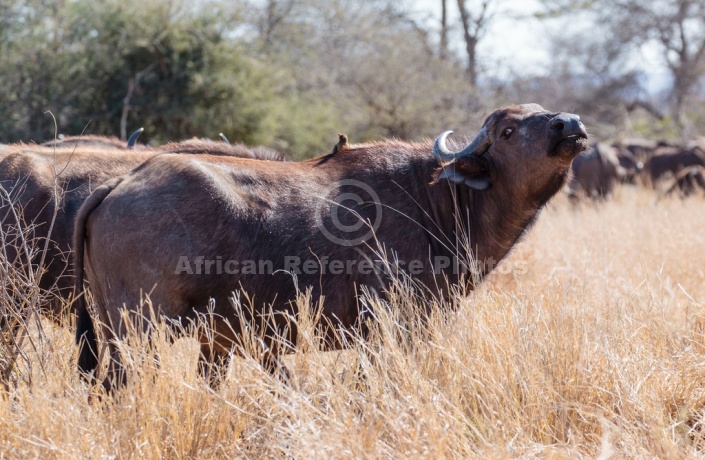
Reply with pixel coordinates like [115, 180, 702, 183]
[0, 148, 158, 323]
[40, 135, 127, 150]
[157, 138, 287, 161]
[665, 165, 705, 198]
[644, 144, 705, 185]
[612, 138, 658, 163]
[72, 104, 589, 390]
[611, 137, 682, 162]
[568, 142, 625, 199]
[0, 141, 286, 325]
[613, 146, 643, 184]
[40, 128, 144, 150]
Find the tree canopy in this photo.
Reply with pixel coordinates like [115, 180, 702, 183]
[1, 0, 704, 158]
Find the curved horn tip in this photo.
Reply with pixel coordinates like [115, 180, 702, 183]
[127, 127, 144, 148]
[219, 133, 231, 145]
[440, 130, 454, 142]
[434, 130, 454, 147]
[434, 130, 461, 163]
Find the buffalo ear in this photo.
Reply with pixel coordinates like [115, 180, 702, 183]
[434, 156, 492, 190]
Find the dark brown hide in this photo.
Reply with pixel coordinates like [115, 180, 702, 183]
[73, 104, 588, 389]
[645, 145, 705, 185]
[0, 148, 157, 321]
[568, 143, 625, 199]
[41, 135, 132, 150]
[158, 139, 287, 161]
[612, 138, 658, 162]
[613, 147, 643, 184]
[666, 165, 705, 197]
[1, 141, 286, 323]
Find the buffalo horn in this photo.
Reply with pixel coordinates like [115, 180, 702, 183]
[434, 129, 490, 164]
[127, 127, 144, 149]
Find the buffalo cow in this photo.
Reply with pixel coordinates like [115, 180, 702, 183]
[0, 148, 158, 322]
[613, 147, 643, 184]
[645, 145, 705, 185]
[157, 138, 287, 161]
[665, 165, 705, 197]
[612, 138, 658, 162]
[0, 141, 285, 324]
[568, 142, 625, 199]
[40, 135, 127, 150]
[40, 128, 144, 150]
[72, 104, 589, 390]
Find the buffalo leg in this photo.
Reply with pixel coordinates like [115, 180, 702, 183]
[102, 343, 127, 394]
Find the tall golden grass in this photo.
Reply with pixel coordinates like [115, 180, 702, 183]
[1, 186, 704, 459]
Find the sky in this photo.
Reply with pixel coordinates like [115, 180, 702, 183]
[410, 0, 671, 95]
[410, 0, 551, 77]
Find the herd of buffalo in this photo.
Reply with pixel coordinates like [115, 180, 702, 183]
[568, 136, 705, 199]
[0, 103, 695, 392]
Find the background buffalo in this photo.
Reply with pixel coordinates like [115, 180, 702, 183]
[644, 144, 705, 186]
[665, 165, 705, 197]
[568, 142, 625, 199]
[0, 140, 286, 327]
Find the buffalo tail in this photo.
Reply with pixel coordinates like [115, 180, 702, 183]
[73, 177, 123, 380]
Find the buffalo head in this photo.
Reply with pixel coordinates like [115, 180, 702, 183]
[433, 104, 588, 200]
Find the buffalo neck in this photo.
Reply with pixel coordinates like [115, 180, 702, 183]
[312, 144, 552, 284]
[407, 154, 546, 284]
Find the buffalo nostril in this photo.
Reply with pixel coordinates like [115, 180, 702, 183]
[551, 120, 565, 131]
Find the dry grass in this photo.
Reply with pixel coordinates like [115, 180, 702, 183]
[1, 186, 705, 459]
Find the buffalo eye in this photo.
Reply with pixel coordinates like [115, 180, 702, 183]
[501, 127, 513, 139]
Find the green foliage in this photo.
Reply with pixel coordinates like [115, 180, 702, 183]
[5, 0, 700, 156]
[0, 0, 343, 156]
[191, 53, 341, 159]
[239, 0, 483, 152]
[66, 0, 248, 142]
[0, 0, 374, 158]
[0, 0, 493, 157]
[629, 113, 681, 141]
